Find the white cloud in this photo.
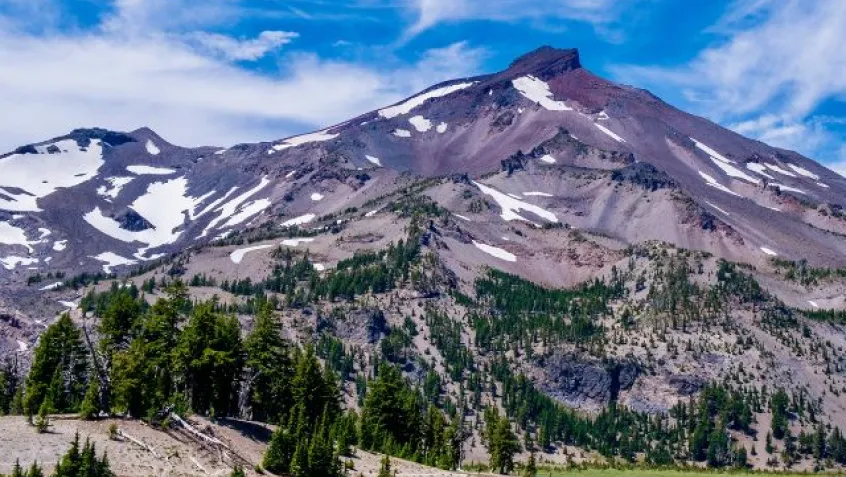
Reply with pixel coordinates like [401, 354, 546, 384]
[406, 0, 626, 38]
[189, 31, 298, 61]
[0, 21, 485, 151]
[611, 0, 846, 165]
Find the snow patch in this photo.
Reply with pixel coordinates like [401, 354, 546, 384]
[281, 213, 316, 228]
[787, 164, 819, 180]
[436, 122, 448, 133]
[313, 263, 326, 271]
[698, 171, 741, 197]
[230, 244, 273, 264]
[285, 170, 297, 179]
[199, 178, 271, 238]
[594, 123, 626, 143]
[84, 177, 204, 249]
[523, 192, 553, 197]
[809, 300, 820, 309]
[280, 237, 315, 247]
[710, 158, 760, 184]
[58, 300, 77, 309]
[365, 155, 382, 166]
[817, 182, 829, 188]
[473, 241, 517, 262]
[269, 130, 338, 153]
[90, 252, 136, 273]
[17, 340, 28, 352]
[392, 129, 411, 138]
[764, 163, 796, 177]
[746, 163, 774, 180]
[53, 240, 68, 251]
[310, 192, 324, 201]
[0, 139, 104, 212]
[0, 256, 38, 270]
[760, 247, 777, 256]
[472, 181, 558, 223]
[127, 165, 176, 175]
[223, 199, 272, 228]
[408, 115, 432, 132]
[769, 183, 806, 194]
[691, 138, 732, 163]
[145, 140, 160, 155]
[539, 154, 556, 164]
[97, 176, 134, 199]
[597, 110, 609, 120]
[0, 222, 38, 252]
[703, 201, 730, 215]
[378, 82, 475, 118]
[454, 214, 471, 221]
[511, 75, 572, 111]
[39, 281, 62, 291]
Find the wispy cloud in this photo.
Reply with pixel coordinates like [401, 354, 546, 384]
[189, 31, 299, 61]
[610, 0, 846, 164]
[404, 0, 630, 40]
[0, 1, 487, 150]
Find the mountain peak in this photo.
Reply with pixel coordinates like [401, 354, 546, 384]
[506, 46, 581, 78]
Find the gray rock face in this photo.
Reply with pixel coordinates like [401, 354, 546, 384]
[328, 308, 389, 344]
[536, 354, 639, 408]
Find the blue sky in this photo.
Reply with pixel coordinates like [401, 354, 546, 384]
[1, 0, 844, 171]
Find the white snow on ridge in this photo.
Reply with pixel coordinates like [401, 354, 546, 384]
[746, 163, 774, 180]
[760, 247, 778, 256]
[85, 177, 202, 249]
[698, 171, 741, 197]
[269, 130, 339, 154]
[97, 177, 134, 199]
[281, 213, 316, 228]
[39, 281, 62, 291]
[523, 191, 554, 197]
[511, 75, 572, 111]
[703, 200, 730, 216]
[199, 178, 271, 238]
[597, 110, 609, 120]
[769, 183, 806, 194]
[145, 140, 161, 155]
[280, 237, 315, 247]
[436, 122, 448, 133]
[409, 115, 432, 132]
[0, 256, 38, 270]
[817, 182, 829, 188]
[594, 123, 625, 143]
[710, 158, 760, 184]
[223, 198, 272, 228]
[365, 155, 382, 166]
[127, 165, 176, 175]
[473, 241, 517, 262]
[230, 244, 273, 264]
[91, 252, 136, 273]
[0, 222, 38, 252]
[311, 193, 324, 201]
[787, 163, 819, 180]
[539, 154, 556, 164]
[691, 138, 733, 163]
[53, 240, 68, 252]
[378, 82, 475, 118]
[313, 263, 326, 272]
[472, 181, 558, 223]
[0, 139, 104, 212]
[809, 300, 820, 309]
[454, 214, 471, 221]
[393, 129, 412, 138]
[764, 163, 796, 177]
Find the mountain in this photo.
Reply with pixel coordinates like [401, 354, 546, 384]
[3, 46, 846, 472]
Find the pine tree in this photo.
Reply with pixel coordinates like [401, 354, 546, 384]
[25, 314, 89, 416]
[263, 426, 295, 474]
[79, 376, 101, 420]
[245, 303, 293, 422]
[376, 455, 393, 477]
[522, 452, 537, 477]
[230, 465, 245, 477]
[27, 461, 44, 477]
[488, 417, 519, 475]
